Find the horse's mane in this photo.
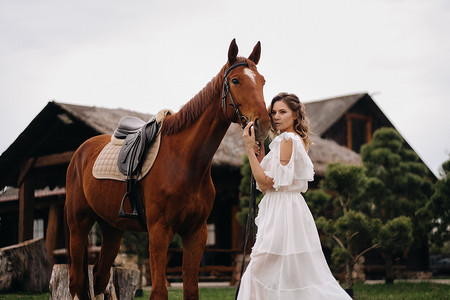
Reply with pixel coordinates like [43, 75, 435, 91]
[161, 58, 247, 136]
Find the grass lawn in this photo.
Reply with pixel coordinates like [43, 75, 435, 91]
[1, 282, 449, 299]
[352, 281, 450, 300]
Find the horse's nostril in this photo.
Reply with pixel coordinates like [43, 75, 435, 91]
[254, 118, 259, 128]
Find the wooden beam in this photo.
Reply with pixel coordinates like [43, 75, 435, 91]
[17, 151, 74, 186]
[46, 203, 64, 265]
[18, 179, 34, 242]
[346, 113, 352, 150]
[33, 151, 75, 168]
[346, 112, 370, 120]
[18, 157, 37, 186]
[366, 116, 373, 143]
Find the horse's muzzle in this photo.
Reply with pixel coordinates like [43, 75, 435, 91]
[253, 117, 270, 141]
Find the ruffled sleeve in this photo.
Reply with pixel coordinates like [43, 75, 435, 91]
[260, 132, 314, 192]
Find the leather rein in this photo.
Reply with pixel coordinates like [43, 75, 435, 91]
[221, 62, 250, 129]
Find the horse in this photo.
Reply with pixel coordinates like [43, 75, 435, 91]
[65, 39, 270, 300]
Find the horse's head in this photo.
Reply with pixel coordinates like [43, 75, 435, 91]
[222, 39, 271, 141]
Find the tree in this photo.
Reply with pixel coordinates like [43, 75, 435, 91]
[310, 161, 416, 290]
[236, 156, 263, 227]
[360, 127, 433, 283]
[374, 216, 413, 282]
[316, 163, 380, 291]
[420, 156, 450, 248]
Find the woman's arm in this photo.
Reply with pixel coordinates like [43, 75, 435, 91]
[242, 122, 274, 193]
[279, 137, 293, 166]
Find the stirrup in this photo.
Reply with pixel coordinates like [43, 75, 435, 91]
[118, 192, 139, 218]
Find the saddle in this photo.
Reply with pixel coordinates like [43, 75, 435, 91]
[114, 116, 160, 228]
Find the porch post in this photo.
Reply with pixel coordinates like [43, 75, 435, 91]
[18, 178, 35, 242]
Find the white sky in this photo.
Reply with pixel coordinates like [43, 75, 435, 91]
[1, 0, 449, 177]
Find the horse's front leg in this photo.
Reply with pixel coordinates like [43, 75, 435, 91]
[92, 220, 124, 298]
[148, 223, 174, 300]
[65, 196, 95, 299]
[181, 222, 208, 300]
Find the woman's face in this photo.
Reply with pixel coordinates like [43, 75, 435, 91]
[270, 100, 296, 133]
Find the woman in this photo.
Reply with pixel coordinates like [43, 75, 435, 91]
[237, 93, 351, 299]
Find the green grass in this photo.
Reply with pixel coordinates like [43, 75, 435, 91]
[1, 282, 449, 299]
[352, 282, 450, 300]
[0, 293, 50, 299]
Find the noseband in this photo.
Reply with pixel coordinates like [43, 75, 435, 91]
[221, 62, 250, 129]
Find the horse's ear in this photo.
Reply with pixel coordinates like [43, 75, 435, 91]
[228, 38, 238, 65]
[248, 41, 261, 65]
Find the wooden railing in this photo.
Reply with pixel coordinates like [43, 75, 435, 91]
[166, 248, 242, 283]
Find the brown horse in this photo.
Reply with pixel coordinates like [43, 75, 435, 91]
[65, 39, 270, 300]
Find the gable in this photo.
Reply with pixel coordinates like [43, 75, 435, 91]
[304, 93, 435, 180]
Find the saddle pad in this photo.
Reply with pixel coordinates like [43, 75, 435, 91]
[93, 133, 161, 181]
[92, 109, 172, 181]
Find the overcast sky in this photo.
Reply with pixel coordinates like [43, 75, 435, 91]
[1, 0, 449, 177]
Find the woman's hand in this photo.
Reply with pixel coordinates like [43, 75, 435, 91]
[242, 121, 256, 153]
[242, 122, 272, 192]
[243, 122, 261, 155]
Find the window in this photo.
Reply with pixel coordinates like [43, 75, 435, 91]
[206, 223, 216, 246]
[346, 113, 372, 153]
[33, 219, 44, 239]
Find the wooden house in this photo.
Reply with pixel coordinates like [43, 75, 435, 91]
[0, 93, 433, 279]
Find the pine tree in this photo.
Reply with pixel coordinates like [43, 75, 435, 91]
[316, 163, 380, 290]
[420, 156, 450, 248]
[360, 127, 433, 283]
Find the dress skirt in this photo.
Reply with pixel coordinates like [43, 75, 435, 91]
[237, 191, 352, 300]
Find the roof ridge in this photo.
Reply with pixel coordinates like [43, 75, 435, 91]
[305, 92, 367, 104]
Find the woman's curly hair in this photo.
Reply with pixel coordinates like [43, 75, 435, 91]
[268, 92, 312, 150]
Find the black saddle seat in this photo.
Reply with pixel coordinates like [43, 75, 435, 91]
[115, 116, 159, 177]
[114, 116, 147, 139]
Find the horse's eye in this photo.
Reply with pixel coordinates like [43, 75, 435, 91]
[232, 78, 240, 85]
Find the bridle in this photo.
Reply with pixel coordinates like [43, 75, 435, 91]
[221, 62, 250, 129]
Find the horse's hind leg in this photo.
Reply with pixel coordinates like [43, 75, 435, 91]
[92, 220, 124, 297]
[181, 223, 208, 300]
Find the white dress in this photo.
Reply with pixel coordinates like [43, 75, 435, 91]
[237, 132, 352, 300]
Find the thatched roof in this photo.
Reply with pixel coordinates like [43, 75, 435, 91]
[57, 103, 248, 168]
[212, 123, 247, 167]
[308, 135, 361, 175]
[305, 93, 364, 136]
[57, 102, 153, 134]
[214, 124, 361, 175]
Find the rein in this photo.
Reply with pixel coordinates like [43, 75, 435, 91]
[221, 62, 250, 129]
[235, 172, 257, 299]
